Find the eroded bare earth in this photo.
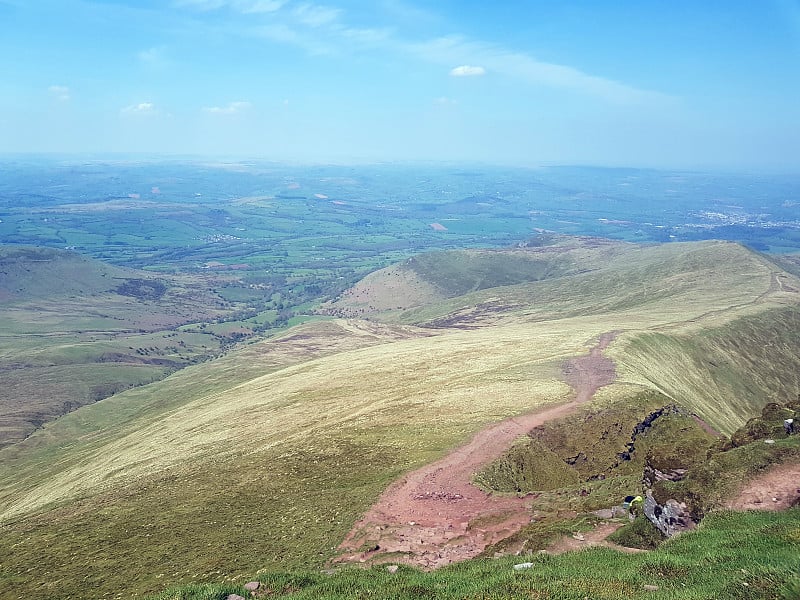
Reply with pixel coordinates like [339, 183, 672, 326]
[336, 333, 617, 568]
[725, 461, 800, 511]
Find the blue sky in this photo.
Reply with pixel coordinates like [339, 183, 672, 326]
[1, 0, 799, 170]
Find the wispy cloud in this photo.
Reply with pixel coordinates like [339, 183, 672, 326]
[450, 65, 486, 77]
[292, 3, 340, 27]
[413, 36, 670, 104]
[122, 102, 158, 115]
[203, 101, 252, 114]
[174, 0, 285, 13]
[48, 85, 70, 101]
[174, 1, 669, 105]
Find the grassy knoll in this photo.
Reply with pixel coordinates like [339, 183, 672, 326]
[321, 236, 633, 318]
[1, 241, 799, 598]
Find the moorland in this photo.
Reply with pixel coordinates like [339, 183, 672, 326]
[0, 159, 799, 599]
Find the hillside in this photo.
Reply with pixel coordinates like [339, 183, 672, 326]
[320, 236, 632, 317]
[0, 246, 259, 447]
[1, 239, 799, 598]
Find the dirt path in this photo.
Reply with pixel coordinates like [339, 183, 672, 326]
[336, 332, 618, 568]
[724, 461, 800, 511]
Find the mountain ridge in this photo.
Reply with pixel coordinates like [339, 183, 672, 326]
[1, 238, 799, 598]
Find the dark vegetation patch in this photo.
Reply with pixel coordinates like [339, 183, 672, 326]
[475, 392, 800, 558]
[115, 278, 168, 300]
[479, 390, 702, 488]
[653, 398, 800, 518]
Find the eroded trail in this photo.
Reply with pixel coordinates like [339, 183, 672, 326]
[724, 462, 800, 511]
[336, 332, 617, 568]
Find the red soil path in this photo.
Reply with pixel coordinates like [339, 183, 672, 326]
[724, 461, 800, 511]
[336, 332, 618, 568]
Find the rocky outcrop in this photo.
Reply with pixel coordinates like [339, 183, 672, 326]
[643, 490, 696, 537]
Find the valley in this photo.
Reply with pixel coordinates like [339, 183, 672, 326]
[0, 161, 799, 599]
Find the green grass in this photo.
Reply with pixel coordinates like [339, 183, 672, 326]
[142, 509, 800, 600]
[613, 305, 800, 434]
[658, 435, 800, 517]
[607, 515, 666, 550]
[405, 246, 580, 298]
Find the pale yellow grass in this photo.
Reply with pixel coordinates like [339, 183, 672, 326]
[3, 241, 799, 521]
[0, 319, 606, 520]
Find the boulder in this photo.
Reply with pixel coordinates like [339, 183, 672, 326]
[643, 490, 696, 537]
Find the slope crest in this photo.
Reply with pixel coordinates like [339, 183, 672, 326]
[321, 236, 632, 318]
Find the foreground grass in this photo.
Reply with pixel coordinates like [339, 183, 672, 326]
[147, 509, 800, 600]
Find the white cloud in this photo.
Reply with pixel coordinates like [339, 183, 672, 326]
[450, 65, 486, 77]
[292, 3, 341, 27]
[203, 101, 252, 114]
[434, 96, 456, 105]
[175, 0, 668, 105]
[415, 36, 671, 105]
[122, 102, 158, 115]
[48, 85, 70, 101]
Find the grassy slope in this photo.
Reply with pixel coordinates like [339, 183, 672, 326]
[0, 246, 241, 446]
[150, 509, 800, 600]
[1, 240, 799, 598]
[320, 236, 631, 317]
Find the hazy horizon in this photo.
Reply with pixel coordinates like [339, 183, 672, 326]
[1, 1, 799, 171]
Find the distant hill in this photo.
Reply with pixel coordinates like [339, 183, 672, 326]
[0, 246, 133, 302]
[0, 246, 251, 447]
[321, 236, 632, 317]
[1, 239, 799, 599]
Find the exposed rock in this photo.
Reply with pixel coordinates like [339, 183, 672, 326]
[513, 562, 534, 570]
[244, 581, 260, 591]
[227, 595, 246, 600]
[644, 490, 696, 537]
[643, 465, 687, 488]
[643, 584, 659, 591]
[386, 564, 399, 573]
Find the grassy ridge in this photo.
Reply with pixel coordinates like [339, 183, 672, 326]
[613, 305, 800, 434]
[1, 241, 799, 598]
[392, 241, 783, 328]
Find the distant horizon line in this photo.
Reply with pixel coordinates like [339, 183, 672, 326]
[0, 152, 798, 176]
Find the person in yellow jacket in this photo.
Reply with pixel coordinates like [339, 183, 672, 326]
[623, 495, 644, 516]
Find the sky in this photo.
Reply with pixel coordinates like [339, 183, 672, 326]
[0, 0, 799, 170]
